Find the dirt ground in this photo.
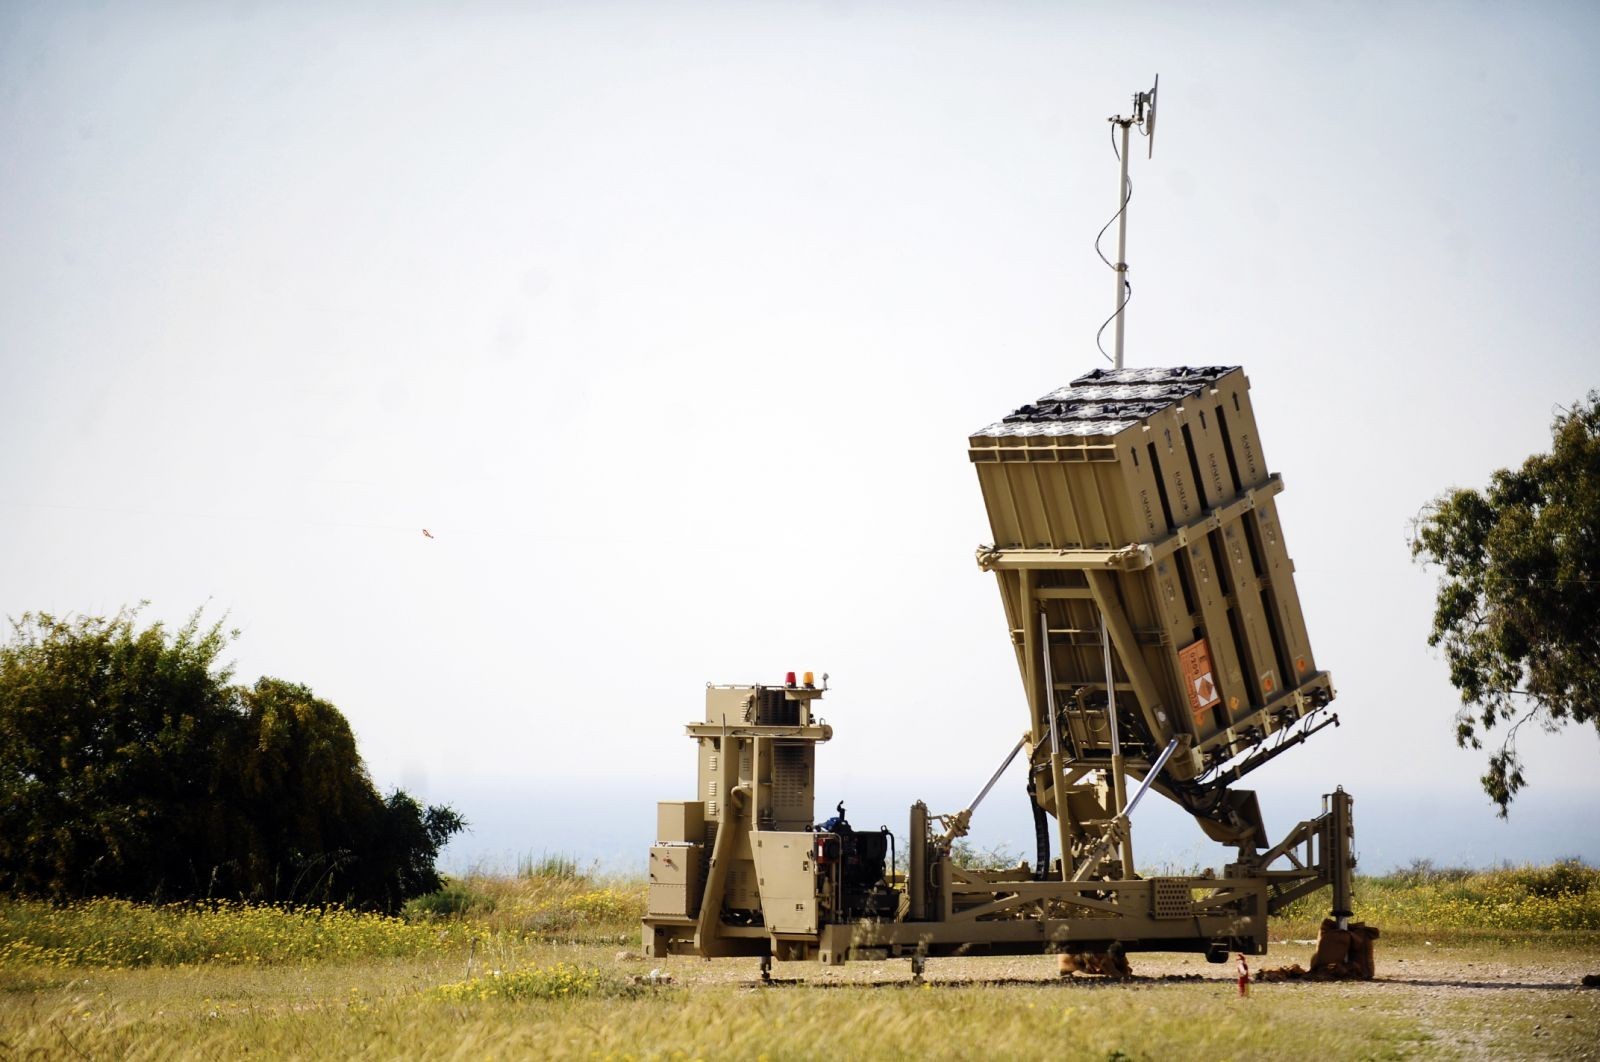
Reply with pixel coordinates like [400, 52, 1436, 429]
[638, 939, 1600, 1059]
[648, 940, 1597, 989]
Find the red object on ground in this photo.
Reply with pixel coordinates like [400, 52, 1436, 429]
[1237, 953, 1250, 997]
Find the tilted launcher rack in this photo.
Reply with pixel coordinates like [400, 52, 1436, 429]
[642, 366, 1359, 978]
[970, 365, 1338, 863]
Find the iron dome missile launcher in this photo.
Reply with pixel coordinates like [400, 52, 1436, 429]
[642, 366, 1358, 979]
[643, 79, 1364, 980]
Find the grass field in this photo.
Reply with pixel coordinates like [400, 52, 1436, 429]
[2, 861, 1597, 1060]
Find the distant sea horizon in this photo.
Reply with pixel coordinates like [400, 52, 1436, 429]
[418, 772, 1599, 878]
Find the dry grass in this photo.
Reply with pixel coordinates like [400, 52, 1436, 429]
[2, 862, 1597, 1059]
[0, 955, 1439, 1061]
[6, 942, 1598, 1060]
[438, 869, 645, 939]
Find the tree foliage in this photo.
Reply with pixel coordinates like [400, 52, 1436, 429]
[0, 607, 462, 910]
[1410, 393, 1600, 815]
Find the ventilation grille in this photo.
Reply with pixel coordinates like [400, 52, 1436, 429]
[1151, 879, 1194, 919]
[772, 745, 810, 809]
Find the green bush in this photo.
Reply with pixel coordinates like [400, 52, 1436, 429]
[0, 607, 463, 911]
[1498, 859, 1596, 899]
[404, 881, 495, 921]
[1273, 860, 1600, 936]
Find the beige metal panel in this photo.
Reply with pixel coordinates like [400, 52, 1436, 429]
[1194, 375, 1319, 710]
[1113, 433, 1173, 543]
[1177, 388, 1281, 720]
[971, 439, 1127, 550]
[1044, 459, 1129, 548]
[1176, 381, 1284, 717]
[1146, 406, 1207, 525]
[750, 832, 820, 935]
[1176, 395, 1237, 512]
[1210, 372, 1271, 490]
[1115, 433, 1198, 689]
[768, 743, 815, 831]
[696, 743, 719, 825]
[1148, 557, 1197, 672]
[1217, 516, 1286, 716]
[973, 458, 1028, 549]
[1177, 372, 1248, 511]
[705, 685, 751, 725]
[648, 844, 704, 918]
[1175, 536, 1251, 727]
[657, 802, 705, 845]
[1251, 499, 1318, 683]
[1136, 405, 1252, 738]
[1000, 463, 1054, 547]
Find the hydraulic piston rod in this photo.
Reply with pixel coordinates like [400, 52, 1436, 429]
[968, 734, 1028, 814]
[934, 734, 1028, 845]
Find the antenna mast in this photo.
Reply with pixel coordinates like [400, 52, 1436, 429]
[1106, 75, 1159, 370]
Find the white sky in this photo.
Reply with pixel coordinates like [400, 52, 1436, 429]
[3, 2, 1597, 866]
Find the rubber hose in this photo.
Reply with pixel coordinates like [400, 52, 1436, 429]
[1027, 775, 1050, 881]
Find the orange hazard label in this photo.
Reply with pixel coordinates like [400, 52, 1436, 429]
[1180, 639, 1222, 723]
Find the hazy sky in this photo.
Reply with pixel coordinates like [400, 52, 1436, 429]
[3, 1, 1596, 869]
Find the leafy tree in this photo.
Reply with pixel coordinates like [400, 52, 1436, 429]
[0, 606, 462, 909]
[0, 608, 236, 900]
[1410, 393, 1600, 815]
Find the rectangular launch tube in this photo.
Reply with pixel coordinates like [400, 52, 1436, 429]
[968, 367, 1334, 777]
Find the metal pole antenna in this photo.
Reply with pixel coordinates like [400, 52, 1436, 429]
[1111, 118, 1132, 370]
[1104, 76, 1157, 372]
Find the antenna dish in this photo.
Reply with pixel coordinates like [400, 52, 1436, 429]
[1144, 74, 1159, 158]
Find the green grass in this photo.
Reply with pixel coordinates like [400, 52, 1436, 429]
[2, 861, 1597, 1059]
[0, 898, 467, 968]
[1271, 859, 1600, 945]
[0, 862, 648, 971]
[0, 959, 1450, 1060]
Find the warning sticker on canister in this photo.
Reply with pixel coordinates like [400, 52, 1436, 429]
[1180, 638, 1222, 723]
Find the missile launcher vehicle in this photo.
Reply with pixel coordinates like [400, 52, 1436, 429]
[642, 365, 1359, 979]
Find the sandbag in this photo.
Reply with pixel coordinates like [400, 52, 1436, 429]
[1057, 951, 1133, 979]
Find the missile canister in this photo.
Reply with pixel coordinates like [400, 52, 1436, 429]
[969, 366, 1333, 780]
